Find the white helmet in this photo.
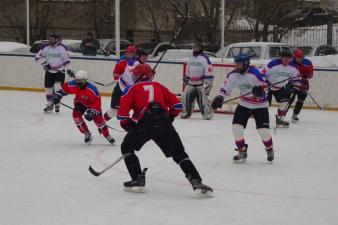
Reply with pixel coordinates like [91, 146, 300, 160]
[75, 70, 89, 81]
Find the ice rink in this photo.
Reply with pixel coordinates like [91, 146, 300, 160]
[1, 90, 338, 225]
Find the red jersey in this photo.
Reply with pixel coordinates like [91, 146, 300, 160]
[117, 81, 183, 122]
[291, 58, 314, 80]
[59, 80, 102, 113]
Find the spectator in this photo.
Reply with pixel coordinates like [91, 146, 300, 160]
[80, 32, 100, 56]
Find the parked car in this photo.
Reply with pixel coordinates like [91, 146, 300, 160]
[216, 42, 292, 60]
[101, 39, 131, 55]
[136, 42, 175, 59]
[0, 42, 29, 53]
[150, 49, 217, 61]
[29, 39, 81, 53]
[175, 42, 220, 53]
[294, 45, 337, 56]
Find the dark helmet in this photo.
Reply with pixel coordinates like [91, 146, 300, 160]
[193, 43, 204, 56]
[280, 50, 292, 58]
[234, 53, 250, 66]
[48, 32, 60, 39]
[137, 50, 149, 57]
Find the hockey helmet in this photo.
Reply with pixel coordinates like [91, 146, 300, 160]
[132, 64, 155, 82]
[75, 70, 89, 81]
[280, 50, 292, 58]
[48, 32, 61, 39]
[293, 49, 304, 58]
[234, 53, 250, 66]
[126, 45, 137, 53]
[193, 43, 204, 56]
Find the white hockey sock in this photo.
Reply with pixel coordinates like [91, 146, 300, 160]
[257, 128, 273, 149]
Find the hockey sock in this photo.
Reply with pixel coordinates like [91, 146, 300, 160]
[179, 158, 202, 181]
[45, 87, 54, 103]
[94, 117, 110, 138]
[124, 153, 142, 180]
[277, 102, 288, 120]
[257, 128, 273, 149]
[232, 124, 246, 150]
[104, 108, 117, 121]
[294, 100, 304, 115]
[73, 116, 89, 133]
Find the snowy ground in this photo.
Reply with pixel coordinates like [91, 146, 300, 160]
[1, 90, 338, 225]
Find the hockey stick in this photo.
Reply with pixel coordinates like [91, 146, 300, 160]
[223, 77, 292, 104]
[152, 3, 189, 71]
[307, 92, 323, 110]
[59, 102, 125, 132]
[89, 80, 116, 87]
[89, 155, 124, 177]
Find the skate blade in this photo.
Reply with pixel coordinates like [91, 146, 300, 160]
[194, 189, 214, 198]
[124, 186, 146, 193]
[233, 158, 246, 163]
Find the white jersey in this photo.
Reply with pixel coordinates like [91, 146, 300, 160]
[118, 58, 140, 92]
[220, 66, 268, 109]
[186, 53, 214, 86]
[35, 42, 71, 73]
[261, 59, 299, 91]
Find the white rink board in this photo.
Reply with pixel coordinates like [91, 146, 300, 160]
[1, 54, 338, 109]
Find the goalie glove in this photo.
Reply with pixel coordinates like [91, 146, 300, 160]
[211, 95, 224, 109]
[203, 80, 213, 95]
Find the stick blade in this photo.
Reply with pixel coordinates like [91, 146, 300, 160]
[88, 166, 101, 177]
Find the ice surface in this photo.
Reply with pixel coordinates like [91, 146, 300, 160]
[1, 90, 338, 225]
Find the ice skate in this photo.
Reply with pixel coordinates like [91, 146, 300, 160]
[233, 144, 248, 162]
[123, 168, 147, 193]
[189, 178, 213, 198]
[84, 132, 92, 145]
[43, 103, 54, 113]
[54, 104, 60, 113]
[266, 148, 274, 162]
[292, 113, 299, 123]
[275, 115, 289, 128]
[105, 135, 115, 145]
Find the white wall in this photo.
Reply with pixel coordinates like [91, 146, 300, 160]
[1, 54, 338, 109]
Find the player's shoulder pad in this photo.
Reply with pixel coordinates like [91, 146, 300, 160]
[227, 68, 240, 79]
[267, 58, 282, 68]
[200, 53, 212, 64]
[116, 55, 127, 64]
[302, 58, 313, 66]
[127, 58, 139, 66]
[68, 79, 77, 86]
[58, 43, 69, 51]
[86, 83, 100, 96]
[248, 66, 265, 82]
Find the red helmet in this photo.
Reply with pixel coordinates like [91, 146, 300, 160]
[293, 49, 304, 58]
[126, 45, 137, 53]
[133, 64, 155, 82]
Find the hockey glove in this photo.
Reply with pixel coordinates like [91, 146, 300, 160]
[84, 109, 98, 121]
[211, 95, 224, 109]
[252, 85, 265, 97]
[67, 69, 75, 78]
[43, 63, 52, 71]
[52, 93, 62, 104]
[120, 118, 136, 131]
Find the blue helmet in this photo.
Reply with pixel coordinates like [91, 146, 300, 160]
[234, 53, 250, 66]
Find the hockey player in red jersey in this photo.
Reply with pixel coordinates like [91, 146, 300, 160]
[52, 70, 115, 145]
[290, 49, 314, 122]
[117, 63, 213, 197]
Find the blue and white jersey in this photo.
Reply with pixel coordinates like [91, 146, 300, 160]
[261, 59, 299, 91]
[185, 53, 214, 86]
[220, 66, 268, 109]
[118, 58, 140, 92]
[35, 42, 71, 73]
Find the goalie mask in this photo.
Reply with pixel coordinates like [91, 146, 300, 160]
[132, 64, 155, 82]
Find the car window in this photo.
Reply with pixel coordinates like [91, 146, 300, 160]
[227, 47, 241, 58]
[226, 47, 261, 59]
[269, 47, 281, 58]
[298, 46, 313, 56]
[317, 47, 336, 56]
